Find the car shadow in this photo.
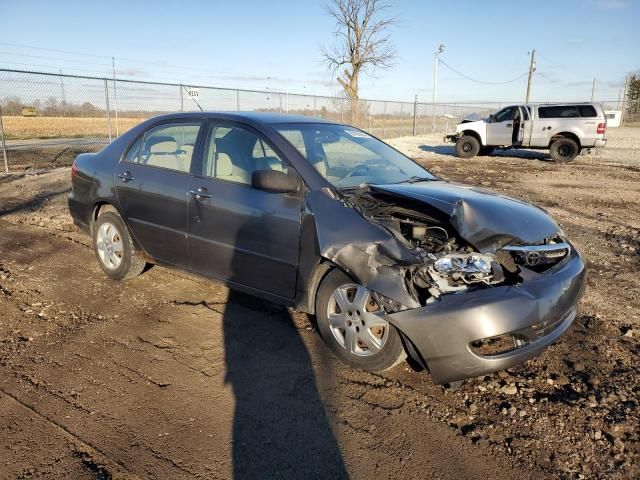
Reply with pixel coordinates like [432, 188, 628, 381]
[222, 220, 348, 479]
[418, 144, 551, 162]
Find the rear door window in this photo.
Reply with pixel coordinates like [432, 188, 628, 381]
[578, 105, 598, 117]
[538, 106, 580, 118]
[128, 123, 202, 173]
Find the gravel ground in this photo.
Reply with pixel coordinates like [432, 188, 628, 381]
[0, 129, 639, 479]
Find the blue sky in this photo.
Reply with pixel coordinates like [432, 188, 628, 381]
[0, 0, 638, 103]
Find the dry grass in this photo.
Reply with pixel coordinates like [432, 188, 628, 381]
[2, 116, 146, 139]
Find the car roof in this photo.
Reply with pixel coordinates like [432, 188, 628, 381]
[144, 111, 339, 126]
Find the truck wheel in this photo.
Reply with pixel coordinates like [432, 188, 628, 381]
[478, 146, 495, 156]
[455, 135, 480, 158]
[93, 211, 146, 281]
[550, 138, 579, 163]
[315, 269, 406, 373]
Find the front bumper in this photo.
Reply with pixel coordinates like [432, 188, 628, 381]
[386, 249, 586, 384]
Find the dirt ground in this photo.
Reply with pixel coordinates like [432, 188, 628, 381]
[0, 129, 639, 479]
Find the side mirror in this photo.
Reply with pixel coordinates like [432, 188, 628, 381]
[488, 114, 495, 123]
[252, 170, 301, 194]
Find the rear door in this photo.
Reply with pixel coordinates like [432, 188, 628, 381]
[187, 121, 303, 299]
[114, 121, 204, 267]
[531, 105, 580, 147]
[485, 106, 517, 146]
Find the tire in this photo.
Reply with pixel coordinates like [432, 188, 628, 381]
[93, 211, 146, 281]
[455, 135, 480, 158]
[315, 269, 406, 372]
[478, 146, 495, 156]
[549, 138, 579, 163]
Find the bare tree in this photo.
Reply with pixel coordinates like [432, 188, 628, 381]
[322, 0, 395, 123]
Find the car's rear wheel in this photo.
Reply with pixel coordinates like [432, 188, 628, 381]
[455, 135, 480, 158]
[315, 269, 406, 372]
[549, 138, 579, 163]
[93, 211, 146, 280]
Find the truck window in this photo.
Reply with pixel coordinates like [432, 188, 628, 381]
[538, 106, 580, 118]
[494, 106, 516, 122]
[577, 105, 598, 117]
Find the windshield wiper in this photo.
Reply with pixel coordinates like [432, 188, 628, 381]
[389, 176, 436, 185]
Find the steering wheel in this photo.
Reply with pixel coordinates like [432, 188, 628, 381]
[344, 164, 370, 179]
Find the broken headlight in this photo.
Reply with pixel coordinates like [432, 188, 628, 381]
[433, 253, 494, 275]
[426, 252, 504, 295]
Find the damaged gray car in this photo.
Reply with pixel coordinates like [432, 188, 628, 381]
[68, 112, 586, 384]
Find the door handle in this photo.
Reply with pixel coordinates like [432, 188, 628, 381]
[189, 188, 212, 199]
[117, 171, 134, 182]
[506, 123, 513, 127]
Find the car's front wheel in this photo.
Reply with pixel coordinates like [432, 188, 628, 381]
[315, 269, 406, 372]
[93, 211, 146, 280]
[455, 135, 480, 158]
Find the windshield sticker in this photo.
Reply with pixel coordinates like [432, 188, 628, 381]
[344, 128, 371, 139]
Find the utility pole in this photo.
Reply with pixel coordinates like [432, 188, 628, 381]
[525, 49, 536, 104]
[591, 78, 596, 101]
[432, 43, 445, 131]
[112, 57, 119, 136]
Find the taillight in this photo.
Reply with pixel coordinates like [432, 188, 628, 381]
[597, 123, 606, 135]
[71, 160, 78, 177]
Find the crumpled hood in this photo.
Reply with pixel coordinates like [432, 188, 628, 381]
[370, 181, 561, 252]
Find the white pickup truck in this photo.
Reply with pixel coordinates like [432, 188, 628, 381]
[446, 103, 607, 162]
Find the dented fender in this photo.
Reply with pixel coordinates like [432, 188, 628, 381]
[305, 189, 422, 309]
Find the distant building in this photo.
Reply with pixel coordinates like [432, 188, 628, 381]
[605, 110, 621, 128]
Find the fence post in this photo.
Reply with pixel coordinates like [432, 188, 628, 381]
[0, 106, 8, 173]
[236, 90, 240, 111]
[286, 92, 289, 113]
[180, 84, 184, 111]
[104, 79, 112, 143]
[412, 95, 418, 136]
[383, 101, 387, 138]
[341, 98, 344, 123]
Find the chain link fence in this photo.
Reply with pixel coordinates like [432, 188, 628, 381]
[0, 68, 628, 171]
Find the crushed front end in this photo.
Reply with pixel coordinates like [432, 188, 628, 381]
[325, 183, 586, 384]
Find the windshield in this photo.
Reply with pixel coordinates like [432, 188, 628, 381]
[274, 123, 436, 188]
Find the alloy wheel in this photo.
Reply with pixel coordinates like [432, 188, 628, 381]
[96, 222, 123, 270]
[327, 283, 389, 356]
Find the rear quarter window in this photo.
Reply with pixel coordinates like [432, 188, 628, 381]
[538, 106, 580, 118]
[578, 105, 598, 117]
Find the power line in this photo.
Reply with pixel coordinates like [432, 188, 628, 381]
[0, 50, 113, 68]
[439, 59, 528, 85]
[0, 41, 113, 59]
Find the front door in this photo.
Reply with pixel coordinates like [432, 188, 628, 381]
[114, 121, 204, 267]
[486, 106, 517, 146]
[187, 122, 302, 299]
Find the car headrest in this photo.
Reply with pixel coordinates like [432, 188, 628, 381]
[216, 153, 233, 176]
[149, 140, 177, 154]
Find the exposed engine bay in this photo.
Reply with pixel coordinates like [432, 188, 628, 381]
[340, 186, 569, 308]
